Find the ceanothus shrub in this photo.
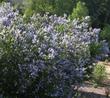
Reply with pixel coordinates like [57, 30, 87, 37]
[0, 3, 100, 98]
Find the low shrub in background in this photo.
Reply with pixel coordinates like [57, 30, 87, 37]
[69, 1, 88, 20]
[89, 42, 101, 57]
[100, 24, 110, 47]
[92, 63, 106, 86]
[0, 3, 100, 98]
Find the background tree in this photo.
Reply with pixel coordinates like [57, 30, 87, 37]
[23, 0, 75, 16]
[69, 1, 88, 20]
[54, 0, 74, 16]
[81, 0, 110, 27]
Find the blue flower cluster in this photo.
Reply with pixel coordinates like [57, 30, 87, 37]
[0, 3, 100, 98]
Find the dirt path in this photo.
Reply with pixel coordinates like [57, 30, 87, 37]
[106, 65, 110, 80]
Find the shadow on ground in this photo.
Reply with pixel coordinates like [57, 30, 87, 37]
[78, 91, 110, 98]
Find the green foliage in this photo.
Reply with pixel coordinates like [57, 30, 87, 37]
[22, 0, 75, 17]
[69, 1, 88, 20]
[81, 0, 110, 27]
[54, 0, 74, 16]
[33, 0, 54, 13]
[89, 42, 101, 57]
[92, 63, 106, 85]
[23, 7, 33, 21]
[100, 24, 110, 46]
[0, 0, 5, 2]
[23, 0, 54, 17]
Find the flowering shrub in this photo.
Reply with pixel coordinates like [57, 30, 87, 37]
[0, 3, 100, 98]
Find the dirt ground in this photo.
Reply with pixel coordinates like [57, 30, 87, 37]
[76, 61, 110, 97]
